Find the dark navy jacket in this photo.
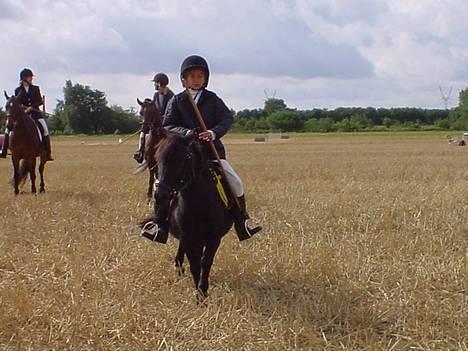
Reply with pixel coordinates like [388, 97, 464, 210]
[163, 89, 233, 159]
[14, 84, 43, 120]
[153, 89, 174, 116]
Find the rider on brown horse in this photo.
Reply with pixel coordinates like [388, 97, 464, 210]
[134, 73, 174, 163]
[0, 69, 53, 160]
[146, 55, 262, 243]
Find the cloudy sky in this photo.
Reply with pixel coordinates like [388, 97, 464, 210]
[0, 0, 467, 111]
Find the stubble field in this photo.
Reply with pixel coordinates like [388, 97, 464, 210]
[0, 132, 466, 350]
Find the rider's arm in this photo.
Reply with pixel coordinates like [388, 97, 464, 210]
[32, 86, 44, 110]
[163, 96, 192, 136]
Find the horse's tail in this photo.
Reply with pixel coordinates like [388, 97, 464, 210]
[15, 160, 30, 188]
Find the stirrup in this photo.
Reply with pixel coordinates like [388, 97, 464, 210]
[237, 218, 262, 241]
[141, 221, 168, 244]
[244, 219, 262, 237]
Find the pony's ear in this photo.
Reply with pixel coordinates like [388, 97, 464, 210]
[4, 90, 9, 100]
[137, 98, 143, 106]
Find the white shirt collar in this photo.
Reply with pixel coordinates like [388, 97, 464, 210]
[189, 89, 202, 104]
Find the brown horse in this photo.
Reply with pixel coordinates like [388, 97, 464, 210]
[135, 98, 164, 198]
[4, 91, 48, 195]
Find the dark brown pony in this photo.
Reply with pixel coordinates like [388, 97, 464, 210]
[140, 133, 234, 300]
[135, 98, 164, 198]
[4, 91, 48, 195]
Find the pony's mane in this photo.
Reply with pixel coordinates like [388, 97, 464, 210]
[155, 133, 187, 163]
[155, 133, 204, 165]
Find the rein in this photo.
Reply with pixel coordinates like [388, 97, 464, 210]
[155, 150, 197, 197]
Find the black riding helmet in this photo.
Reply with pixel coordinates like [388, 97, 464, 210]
[152, 73, 169, 86]
[180, 55, 210, 87]
[20, 68, 34, 81]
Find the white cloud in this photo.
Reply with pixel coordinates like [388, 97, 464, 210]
[0, 0, 466, 111]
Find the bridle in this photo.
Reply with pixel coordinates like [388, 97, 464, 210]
[155, 149, 197, 197]
[5, 99, 25, 127]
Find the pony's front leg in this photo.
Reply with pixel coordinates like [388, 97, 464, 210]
[29, 158, 37, 193]
[183, 241, 203, 294]
[198, 238, 221, 298]
[11, 156, 20, 195]
[174, 242, 185, 276]
[147, 168, 155, 200]
[39, 157, 46, 193]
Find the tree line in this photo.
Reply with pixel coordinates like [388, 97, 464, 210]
[233, 89, 468, 133]
[48, 81, 140, 134]
[1, 83, 467, 134]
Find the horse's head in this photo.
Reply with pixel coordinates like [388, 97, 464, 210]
[4, 90, 24, 127]
[155, 131, 201, 195]
[137, 97, 163, 128]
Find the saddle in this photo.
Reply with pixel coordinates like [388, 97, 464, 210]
[28, 116, 44, 143]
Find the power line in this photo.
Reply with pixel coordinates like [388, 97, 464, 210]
[439, 85, 453, 110]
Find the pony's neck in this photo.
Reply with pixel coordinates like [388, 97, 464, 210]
[12, 109, 36, 141]
[13, 109, 28, 127]
[182, 143, 211, 195]
[145, 108, 162, 129]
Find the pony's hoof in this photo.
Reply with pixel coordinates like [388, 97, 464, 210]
[196, 291, 208, 305]
[175, 265, 185, 276]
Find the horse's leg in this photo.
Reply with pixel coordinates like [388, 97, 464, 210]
[11, 156, 20, 195]
[39, 156, 46, 193]
[183, 241, 203, 292]
[198, 238, 221, 298]
[147, 168, 155, 199]
[29, 158, 37, 193]
[174, 242, 185, 276]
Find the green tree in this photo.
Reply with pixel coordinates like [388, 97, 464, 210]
[54, 81, 139, 134]
[56, 80, 111, 134]
[317, 118, 336, 132]
[108, 105, 140, 134]
[267, 110, 304, 132]
[351, 114, 372, 129]
[304, 118, 319, 132]
[337, 118, 353, 131]
[383, 117, 392, 128]
[264, 98, 287, 115]
[434, 119, 450, 129]
[0, 108, 6, 127]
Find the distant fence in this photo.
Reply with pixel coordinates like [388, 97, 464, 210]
[254, 130, 290, 143]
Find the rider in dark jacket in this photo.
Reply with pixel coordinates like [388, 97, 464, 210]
[143, 55, 262, 244]
[1, 68, 53, 160]
[134, 73, 174, 163]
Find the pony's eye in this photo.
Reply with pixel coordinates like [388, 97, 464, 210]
[9, 102, 13, 107]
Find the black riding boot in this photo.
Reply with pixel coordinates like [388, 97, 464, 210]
[133, 133, 145, 163]
[141, 220, 169, 244]
[44, 136, 54, 161]
[141, 190, 170, 244]
[233, 195, 262, 241]
[0, 133, 9, 158]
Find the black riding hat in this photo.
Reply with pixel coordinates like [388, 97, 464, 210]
[152, 73, 169, 86]
[20, 68, 34, 81]
[180, 55, 210, 87]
